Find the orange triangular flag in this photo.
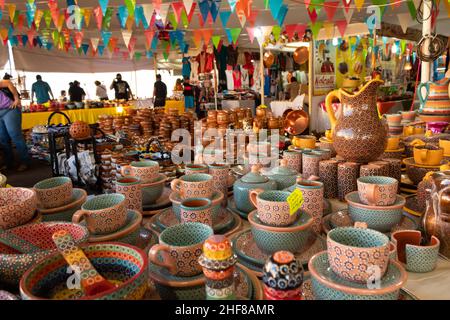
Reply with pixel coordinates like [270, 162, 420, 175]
[83, 8, 92, 27]
[8, 4, 16, 23]
[202, 29, 213, 44]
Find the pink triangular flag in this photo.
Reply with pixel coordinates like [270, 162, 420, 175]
[246, 27, 255, 43]
[285, 24, 297, 40]
[336, 20, 347, 37]
[324, 1, 339, 20]
[307, 8, 318, 24]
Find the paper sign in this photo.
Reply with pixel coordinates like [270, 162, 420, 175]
[287, 189, 304, 215]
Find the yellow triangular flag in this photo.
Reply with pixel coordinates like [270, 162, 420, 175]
[57, 13, 64, 32]
[126, 15, 134, 31]
[355, 0, 365, 11]
[34, 9, 44, 29]
[83, 8, 92, 27]
[0, 29, 8, 41]
[8, 4, 16, 23]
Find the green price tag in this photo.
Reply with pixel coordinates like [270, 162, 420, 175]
[287, 189, 304, 216]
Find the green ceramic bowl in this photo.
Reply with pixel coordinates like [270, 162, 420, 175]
[248, 210, 314, 254]
[141, 174, 167, 205]
[170, 190, 224, 224]
[346, 191, 405, 233]
[309, 251, 407, 300]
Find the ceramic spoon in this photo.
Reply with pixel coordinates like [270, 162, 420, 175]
[52, 230, 117, 297]
[0, 230, 42, 254]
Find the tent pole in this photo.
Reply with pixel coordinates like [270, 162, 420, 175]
[260, 44, 264, 106]
[308, 39, 314, 134]
[420, 0, 432, 83]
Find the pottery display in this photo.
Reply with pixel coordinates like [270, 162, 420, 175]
[40, 188, 87, 222]
[327, 224, 390, 283]
[34, 177, 72, 209]
[170, 191, 223, 224]
[391, 230, 440, 273]
[20, 243, 148, 300]
[291, 135, 316, 149]
[337, 162, 360, 201]
[427, 121, 449, 134]
[302, 152, 321, 179]
[72, 193, 127, 235]
[232, 165, 277, 215]
[148, 222, 214, 277]
[403, 157, 444, 185]
[386, 136, 401, 151]
[0, 222, 89, 286]
[319, 160, 338, 199]
[359, 163, 383, 177]
[418, 78, 450, 115]
[382, 158, 402, 182]
[400, 110, 417, 122]
[121, 160, 160, 183]
[185, 164, 209, 175]
[141, 173, 168, 206]
[368, 160, 390, 177]
[0, 187, 37, 229]
[115, 176, 142, 214]
[180, 198, 213, 227]
[345, 191, 406, 232]
[265, 159, 298, 190]
[325, 78, 387, 162]
[283, 150, 302, 173]
[384, 113, 402, 126]
[69, 120, 91, 140]
[357, 176, 398, 206]
[263, 251, 303, 300]
[413, 145, 444, 166]
[171, 173, 214, 200]
[308, 251, 407, 300]
[248, 210, 314, 254]
[249, 189, 296, 227]
[292, 179, 324, 233]
[208, 164, 230, 207]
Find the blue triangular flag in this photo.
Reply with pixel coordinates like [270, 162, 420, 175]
[180, 43, 189, 54]
[21, 35, 28, 46]
[175, 31, 184, 44]
[26, 2, 36, 28]
[269, 0, 283, 19]
[36, 36, 43, 47]
[46, 42, 53, 50]
[228, 0, 237, 12]
[199, 0, 210, 22]
[97, 45, 105, 56]
[99, 0, 109, 16]
[225, 28, 233, 43]
[81, 43, 89, 55]
[134, 5, 144, 27]
[146, 50, 153, 59]
[219, 11, 231, 28]
[276, 4, 288, 26]
[210, 1, 220, 22]
[101, 31, 112, 45]
[117, 5, 129, 29]
[151, 34, 158, 50]
[169, 31, 177, 46]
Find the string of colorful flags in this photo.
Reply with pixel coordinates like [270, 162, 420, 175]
[0, 0, 442, 61]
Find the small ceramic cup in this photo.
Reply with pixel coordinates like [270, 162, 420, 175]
[33, 177, 73, 209]
[327, 222, 391, 283]
[391, 230, 440, 273]
[72, 193, 127, 235]
[170, 173, 214, 200]
[115, 176, 142, 214]
[249, 189, 296, 227]
[283, 150, 302, 173]
[294, 135, 316, 149]
[148, 222, 214, 277]
[302, 152, 321, 180]
[439, 139, 450, 155]
[185, 164, 209, 175]
[413, 145, 444, 166]
[121, 160, 160, 183]
[294, 179, 324, 233]
[180, 198, 213, 227]
[400, 110, 416, 122]
[359, 164, 384, 177]
[357, 176, 399, 206]
[386, 136, 400, 151]
[384, 113, 402, 126]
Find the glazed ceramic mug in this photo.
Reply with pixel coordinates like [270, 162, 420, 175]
[185, 164, 209, 175]
[121, 160, 159, 183]
[170, 173, 214, 200]
[33, 177, 73, 209]
[327, 222, 390, 283]
[413, 145, 444, 166]
[293, 135, 316, 149]
[72, 193, 127, 235]
[439, 139, 450, 155]
[115, 176, 142, 214]
[249, 189, 296, 227]
[386, 136, 400, 151]
[384, 113, 402, 126]
[148, 222, 214, 277]
[400, 110, 416, 122]
[180, 198, 213, 227]
[357, 176, 399, 206]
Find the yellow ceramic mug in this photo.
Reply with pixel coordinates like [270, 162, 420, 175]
[439, 139, 450, 155]
[404, 125, 425, 137]
[413, 146, 444, 166]
[386, 136, 400, 151]
[292, 135, 316, 149]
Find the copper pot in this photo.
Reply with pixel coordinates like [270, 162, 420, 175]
[217, 112, 229, 123]
[268, 117, 280, 129]
[284, 110, 309, 135]
[256, 106, 267, 118]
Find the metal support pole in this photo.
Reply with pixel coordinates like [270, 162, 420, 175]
[308, 40, 314, 134]
[260, 44, 264, 106]
[421, 0, 432, 83]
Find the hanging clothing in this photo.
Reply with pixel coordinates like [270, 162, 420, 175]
[190, 59, 199, 83]
[182, 57, 191, 79]
[237, 51, 246, 65]
[241, 68, 249, 88]
[227, 45, 238, 66]
[225, 69, 234, 91]
[233, 69, 242, 89]
[205, 53, 214, 73]
[286, 54, 294, 71]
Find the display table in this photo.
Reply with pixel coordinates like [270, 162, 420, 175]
[221, 100, 255, 115]
[164, 100, 184, 114]
[22, 107, 129, 130]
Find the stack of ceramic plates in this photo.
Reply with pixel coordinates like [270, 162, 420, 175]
[39, 188, 87, 222]
[403, 157, 447, 185]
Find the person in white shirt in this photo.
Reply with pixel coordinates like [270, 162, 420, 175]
[95, 81, 108, 101]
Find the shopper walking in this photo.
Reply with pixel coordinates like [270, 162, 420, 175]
[153, 74, 167, 107]
[95, 81, 108, 101]
[110, 73, 132, 100]
[0, 79, 30, 172]
[68, 81, 86, 102]
[31, 75, 54, 104]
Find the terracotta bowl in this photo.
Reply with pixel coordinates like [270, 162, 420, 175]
[141, 173, 167, 205]
[0, 222, 89, 286]
[20, 242, 148, 300]
[0, 187, 37, 229]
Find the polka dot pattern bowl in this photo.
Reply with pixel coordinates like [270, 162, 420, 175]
[0, 187, 37, 230]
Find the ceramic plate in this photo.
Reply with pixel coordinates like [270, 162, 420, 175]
[155, 207, 235, 233]
[142, 187, 171, 215]
[148, 262, 262, 300]
[403, 157, 448, 169]
[231, 229, 326, 269]
[322, 210, 418, 236]
[38, 188, 87, 214]
[301, 274, 418, 300]
[384, 147, 405, 153]
[79, 209, 142, 241]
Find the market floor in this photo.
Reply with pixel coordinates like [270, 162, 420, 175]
[4, 158, 52, 187]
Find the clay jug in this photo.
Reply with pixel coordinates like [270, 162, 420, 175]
[418, 77, 450, 114]
[325, 78, 387, 163]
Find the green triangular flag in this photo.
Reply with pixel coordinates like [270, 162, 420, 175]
[272, 25, 281, 41]
[124, 0, 136, 17]
[371, 0, 387, 16]
[309, 21, 323, 39]
[309, 0, 324, 15]
[212, 35, 221, 49]
[406, 0, 417, 20]
[163, 52, 169, 61]
[400, 39, 406, 54]
[168, 12, 178, 29]
[229, 27, 241, 44]
[44, 9, 51, 28]
[368, 37, 374, 48]
[181, 9, 189, 28]
[265, 0, 269, 9]
[135, 51, 141, 61]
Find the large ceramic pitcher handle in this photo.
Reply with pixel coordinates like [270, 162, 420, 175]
[325, 89, 340, 131]
[417, 82, 430, 111]
[249, 188, 264, 208]
[148, 244, 177, 274]
[72, 210, 88, 224]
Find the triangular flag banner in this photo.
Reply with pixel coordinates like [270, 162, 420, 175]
[134, 5, 144, 27]
[247, 9, 258, 27]
[0, 29, 7, 41]
[83, 8, 92, 27]
[309, 21, 323, 38]
[109, 37, 118, 51]
[135, 52, 141, 61]
[212, 35, 221, 48]
[202, 29, 213, 44]
[98, 44, 105, 56]
[146, 50, 153, 59]
[183, 0, 194, 13]
[99, 0, 108, 16]
[118, 5, 129, 28]
[124, 0, 136, 17]
[91, 37, 99, 51]
[198, 12, 205, 27]
[151, 34, 158, 50]
[199, 0, 210, 22]
[93, 6, 103, 30]
[219, 10, 231, 28]
[237, 12, 246, 28]
[81, 43, 89, 55]
[246, 27, 255, 43]
[336, 20, 348, 37]
[296, 24, 307, 38]
[324, 22, 334, 39]
[8, 4, 16, 22]
[397, 12, 412, 33]
[172, 2, 184, 23]
[272, 25, 281, 41]
[276, 4, 288, 25]
[371, 0, 387, 16]
[74, 31, 83, 48]
[168, 12, 178, 29]
[158, 4, 170, 24]
[141, 4, 154, 27]
[0, 0, 4, 10]
[210, 1, 220, 22]
[228, 0, 237, 12]
[34, 9, 43, 29]
[57, 14, 65, 32]
[285, 24, 297, 40]
[355, 0, 365, 11]
[128, 36, 137, 52]
[44, 10, 51, 28]
[400, 39, 406, 53]
[406, 0, 417, 20]
[269, 0, 283, 19]
[26, 2, 36, 28]
[101, 30, 111, 46]
[186, 3, 196, 24]
[126, 15, 134, 30]
[342, 0, 351, 12]
[144, 30, 154, 47]
[307, 8, 318, 24]
[226, 27, 241, 44]
[193, 30, 202, 47]
[163, 52, 168, 61]
[102, 7, 113, 30]
[122, 30, 132, 47]
[343, 7, 354, 23]
[309, 0, 324, 14]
